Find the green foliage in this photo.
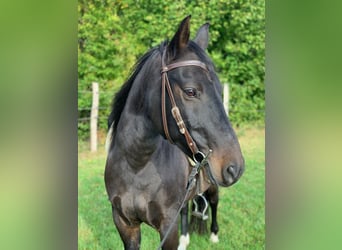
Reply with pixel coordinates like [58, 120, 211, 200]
[78, 0, 265, 139]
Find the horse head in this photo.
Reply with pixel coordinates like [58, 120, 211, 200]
[147, 16, 245, 187]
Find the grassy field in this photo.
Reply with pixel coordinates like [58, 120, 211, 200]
[78, 126, 265, 249]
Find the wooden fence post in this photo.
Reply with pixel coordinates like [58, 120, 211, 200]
[223, 83, 229, 116]
[90, 82, 99, 152]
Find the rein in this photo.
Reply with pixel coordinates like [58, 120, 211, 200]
[157, 48, 218, 250]
[156, 150, 213, 250]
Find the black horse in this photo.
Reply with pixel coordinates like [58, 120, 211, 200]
[105, 16, 244, 250]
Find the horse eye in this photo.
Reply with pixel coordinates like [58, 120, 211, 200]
[184, 88, 197, 97]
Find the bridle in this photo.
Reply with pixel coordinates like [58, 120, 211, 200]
[157, 47, 218, 249]
[161, 47, 209, 163]
[160, 47, 218, 185]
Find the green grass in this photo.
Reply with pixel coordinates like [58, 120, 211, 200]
[78, 126, 265, 249]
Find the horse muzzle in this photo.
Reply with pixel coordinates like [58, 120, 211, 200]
[221, 159, 245, 187]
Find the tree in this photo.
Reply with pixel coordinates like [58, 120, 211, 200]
[78, 0, 265, 139]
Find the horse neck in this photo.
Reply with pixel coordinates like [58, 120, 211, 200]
[114, 81, 161, 169]
[114, 108, 160, 169]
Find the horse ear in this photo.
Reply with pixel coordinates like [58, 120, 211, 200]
[168, 15, 191, 56]
[193, 23, 210, 50]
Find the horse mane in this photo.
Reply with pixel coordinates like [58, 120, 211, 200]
[108, 41, 167, 133]
[108, 40, 212, 134]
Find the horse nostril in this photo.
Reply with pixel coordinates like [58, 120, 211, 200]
[227, 165, 237, 178]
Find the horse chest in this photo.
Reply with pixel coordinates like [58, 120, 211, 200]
[112, 189, 167, 229]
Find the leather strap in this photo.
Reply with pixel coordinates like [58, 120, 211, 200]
[161, 48, 209, 156]
[161, 60, 208, 73]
